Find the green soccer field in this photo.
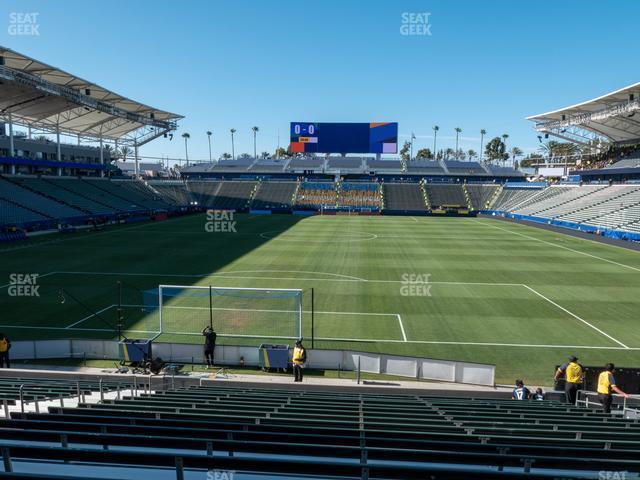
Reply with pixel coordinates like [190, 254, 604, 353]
[2, 212, 639, 385]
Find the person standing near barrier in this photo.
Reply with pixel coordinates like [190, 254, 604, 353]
[292, 339, 307, 382]
[0, 334, 10, 368]
[555, 355, 584, 405]
[597, 363, 629, 414]
[202, 326, 217, 368]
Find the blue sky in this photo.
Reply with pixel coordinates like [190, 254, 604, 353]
[1, 0, 639, 162]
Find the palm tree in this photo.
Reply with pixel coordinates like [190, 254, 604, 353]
[510, 147, 523, 167]
[454, 128, 462, 159]
[501, 134, 509, 166]
[432, 125, 439, 156]
[539, 140, 560, 160]
[467, 149, 477, 161]
[230, 129, 236, 160]
[444, 148, 455, 160]
[118, 146, 133, 162]
[479, 129, 486, 162]
[251, 126, 259, 159]
[206, 131, 213, 163]
[181, 133, 190, 166]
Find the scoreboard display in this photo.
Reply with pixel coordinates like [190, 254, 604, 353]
[290, 122, 398, 154]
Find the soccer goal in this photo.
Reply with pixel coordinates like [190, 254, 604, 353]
[144, 285, 303, 339]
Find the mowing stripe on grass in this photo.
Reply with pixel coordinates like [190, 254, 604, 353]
[522, 284, 629, 349]
[474, 219, 640, 273]
[63, 303, 405, 341]
[0, 215, 195, 255]
[46, 270, 524, 286]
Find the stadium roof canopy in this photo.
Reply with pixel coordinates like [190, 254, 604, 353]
[0, 46, 183, 146]
[527, 83, 640, 146]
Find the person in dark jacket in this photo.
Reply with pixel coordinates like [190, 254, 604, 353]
[0, 333, 11, 368]
[202, 326, 217, 368]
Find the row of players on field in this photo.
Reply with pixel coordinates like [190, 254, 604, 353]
[513, 355, 630, 413]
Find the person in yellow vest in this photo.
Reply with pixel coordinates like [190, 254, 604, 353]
[0, 333, 11, 368]
[555, 355, 584, 405]
[597, 363, 629, 414]
[292, 339, 307, 383]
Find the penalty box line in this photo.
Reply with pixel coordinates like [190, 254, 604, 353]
[22, 270, 624, 347]
[63, 303, 408, 342]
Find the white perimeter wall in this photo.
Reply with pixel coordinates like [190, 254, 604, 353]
[9, 340, 495, 387]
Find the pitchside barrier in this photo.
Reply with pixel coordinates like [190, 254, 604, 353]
[484, 211, 640, 242]
[8, 339, 496, 386]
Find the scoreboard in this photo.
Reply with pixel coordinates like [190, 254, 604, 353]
[290, 122, 398, 154]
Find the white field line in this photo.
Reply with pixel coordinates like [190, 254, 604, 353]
[522, 284, 629, 349]
[397, 314, 407, 342]
[0, 322, 635, 349]
[410, 216, 418, 222]
[65, 304, 116, 329]
[217, 270, 367, 281]
[8, 271, 630, 349]
[57, 303, 405, 342]
[0, 325, 155, 334]
[302, 337, 640, 350]
[474, 219, 640, 273]
[45, 270, 524, 286]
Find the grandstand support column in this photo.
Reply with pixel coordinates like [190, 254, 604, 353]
[134, 139, 139, 177]
[56, 124, 62, 176]
[99, 136, 104, 178]
[8, 112, 14, 157]
[56, 125, 61, 162]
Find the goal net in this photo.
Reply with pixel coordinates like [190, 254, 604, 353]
[144, 285, 303, 339]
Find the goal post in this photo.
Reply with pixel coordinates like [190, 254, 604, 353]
[148, 285, 303, 340]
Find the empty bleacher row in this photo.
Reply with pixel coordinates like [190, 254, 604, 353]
[382, 183, 428, 211]
[424, 184, 469, 208]
[251, 181, 298, 209]
[0, 175, 184, 227]
[493, 183, 640, 233]
[1, 383, 638, 479]
[181, 158, 523, 177]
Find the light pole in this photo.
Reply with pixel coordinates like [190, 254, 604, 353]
[454, 128, 462, 159]
[182, 133, 190, 166]
[230, 129, 236, 160]
[433, 125, 439, 159]
[410, 132, 415, 162]
[206, 131, 212, 163]
[480, 129, 486, 163]
[252, 126, 259, 159]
